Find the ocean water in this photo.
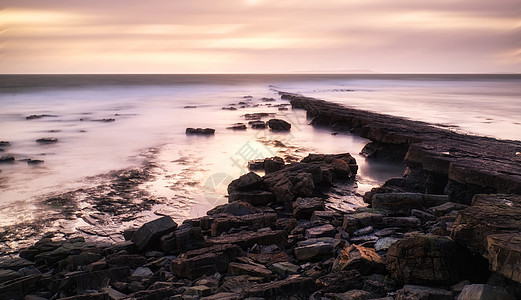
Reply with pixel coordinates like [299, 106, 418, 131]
[0, 74, 520, 249]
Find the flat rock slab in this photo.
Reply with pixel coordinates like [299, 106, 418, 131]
[452, 194, 521, 251]
[282, 92, 521, 200]
[487, 233, 521, 284]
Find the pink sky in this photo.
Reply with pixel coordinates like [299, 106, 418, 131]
[1, 0, 520, 73]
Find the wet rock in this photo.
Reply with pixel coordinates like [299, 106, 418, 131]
[244, 112, 275, 120]
[227, 172, 264, 194]
[228, 190, 275, 206]
[457, 284, 515, 300]
[264, 156, 285, 174]
[207, 201, 261, 216]
[184, 285, 212, 297]
[0, 269, 21, 282]
[228, 262, 272, 280]
[264, 171, 315, 203]
[26, 114, 57, 120]
[171, 244, 241, 279]
[315, 269, 364, 293]
[452, 194, 521, 252]
[92, 118, 116, 122]
[381, 217, 421, 229]
[427, 202, 468, 216]
[410, 209, 435, 222]
[278, 107, 289, 111]
[186, 127, 215, 135]
[386, 235, 474, 285]
[333, 244, 384, 275]
[244, 275, 315, 298]
[372, 193, 423, 216]
[325, 289, 372, 300]
[374, 237, 401, 252]
[293, 197, 325, 220]
[353, 226, 374, 236]
[0, 155, 15, 163]
[210, 213, 277, 236]
[222, 106, 237, 110]
[305, 224, 336, 238]
[27, 159, 44, 165]
[248, 250, 290, 266]
[301, 153, 358, 179]
[106, 254, 147, 268]
[0, 141, 10, 146]
[396, 285, 453, 300]
[206, 230, 287, 250]
[184, 105, 197, 108]
[267, 118, 291, 131]
[487, 233, 521, 284]
[226, 123, 247, 130]
[163, 226, 205, 253]
[36, 137, 58, 144]
[201, 292, 240, 300]
[131, 216, 178, 251]
[64, 252, 101, 271]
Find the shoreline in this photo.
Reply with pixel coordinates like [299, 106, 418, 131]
[2, 92, 521, 299]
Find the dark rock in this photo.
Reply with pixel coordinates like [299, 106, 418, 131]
[210, 213, 277, 236]
[374, 237, 401, 252]
[353, 226, 374, 236]
[186, 127, 215, 135]
[228, 262, 272, 280]
[269, 261, 299, 277]
[36, 137, 58, 144]
[131, 216, 178, 251]
[342, 211, 386, 235]
[226, 123, 247, 130]
[171, 244, 241, 279]
[26, 114, 57, 120]
[174, 226, 205, 252]
[457, 284, 515, 300]
[267, 119, 291, 131]
[381, 217, 421, 229]
[301, 153, 358, 179]
[227, 172, 264, 194]
[0, 155, 15, 163]
[0, 141, 10, 146]
[396, 285, 453, 300]
[333, 244, 384, 275]
[294, 238, 339, 261]
[315, 269, 364, 293]
[410, 209, 436, 222]
[292, 197, 325, 220]
[184, 105, 197, 108]
[386, 235, 474, 285]
[372, 193, 423, 216]
[248, 250, 290, 266]
[244, 276, 315, 298]
[184, 285, 212, 297]
[264, 156, 285, 173]
[278, 107, 289, 111]
[427, 202, 468, 216]
[206, 229, 287, 250]
[305, 224, 336, 238]
[487, 233, 521, 284]
[64, 252, 101, 271]
[27, 159, 44, 165]
[250, 120, 266, 129]
[452, 194, 521, 252]
[207, 201, 261, 216]
[222, 106, 237, 110]
[106, 254, 147, 268]
[92, 118, 116, 122]
[244, 112, 275, 120]
[264, 170, 315, 203]
[261, 97, 275, 102]
[228, 190, 275, 206]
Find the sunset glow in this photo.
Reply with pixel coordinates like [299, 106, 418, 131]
[1, 0, 520, 73]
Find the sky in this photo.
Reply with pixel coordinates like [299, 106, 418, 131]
[0, 0, 520, 74]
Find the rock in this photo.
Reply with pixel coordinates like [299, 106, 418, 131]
[292, 197, 325, 220]
[210, 213, 277, 236]
[278, 107, 288, 111]
[248, 250, 290, 266]
[92, 118, 116, 122]
[315, 269, 364, 293]
[353, 226, 374, 236]
[294, 237, 340, 261]
[386, 235, 474, 285]
[201, 292, 240, 300]
[487, 233, 521, 284]
[27, 159, 44, 165]
[227, 172, 264, 194]
[171, 244, 242, 279]
[184, 105, 197, 108]
[174, 226, 205, 252]
[410, 209, 435, 222]
[250, 120, 266, 129]
[244, 112, 275, 120]
[226, 123, 247, 130]
[343, 211, 385, 235]
[267, 119, 291, 131]
[0, 141, 10, 146]
[36, 137, 58, 144]
[427, 202, 468, 216]
[184, 285, 212, 297]
[374, 237, 401, 252]
[228, 190, 275, 206]
[305, 224, 336, 238]
[131, 216, 178, 251]
[206, 230, 287, 250]
[64, 252, 101, 271]
[264, 156, 285, 174]
[326, 290, 372, 300]
[207, 201, 261, 216]
[452, 194, 521, 252]
[244, 276, 315, 298]
[186, 127, 215, 135]
[333, 244, 384, 275]
[0, 155, 15, 163]
[270, 261, 299, 277]
[381, 217, 421, 229]
[396, 285, 453, 300]
[222, 106, 237, 110]
[301, 153, 358, 179]
[264, 170, 315, 203]
[106, 254, 147, 268]
[228, 262, 272, 280]
[0, 269, 21, 282]
[131, 266, 154, 277]
[372, 193, 423, 216]
[26, 114, 57, 120]
[457, 284, 515, 300]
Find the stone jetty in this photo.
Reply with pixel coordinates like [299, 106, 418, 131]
[2, 93, 521, 299]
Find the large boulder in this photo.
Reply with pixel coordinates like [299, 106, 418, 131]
[267, 119, 291, 131]
[386, 235, 473, 285]
[227, 172, 264, 194]
[207, 201, 261, 216]
[292, 197, 325, 220]
[452, 194, 521, 252]
[487, 233, 521, 284]
[131, 216, 178, 251]
[264, 170, 315, 203]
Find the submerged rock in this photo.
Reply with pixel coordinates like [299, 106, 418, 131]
[0, 155, 15, 163]
[267, 119, 291, 131]
[36, 137, 58, 144]
[26, 114, 57, 120]
[226, 123, 247, 130]
[186, 127, 215, 135]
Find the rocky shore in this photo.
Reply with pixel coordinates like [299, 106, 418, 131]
[2, 93, 521, 299]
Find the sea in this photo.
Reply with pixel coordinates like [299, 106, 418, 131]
[1, 74, 520, 252]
